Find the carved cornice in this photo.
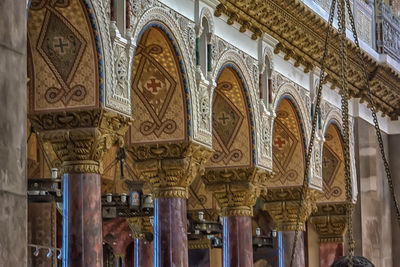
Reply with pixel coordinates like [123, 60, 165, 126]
[29, 109, 131, 174]
[202, 168, 270, 217]
[127, 142, 213, 198]
[188, 238, 211, 249]
[126, 217, 153, 239]
[309, 202, 348, 243]
[262, 187, 321, 231]
[216, 0, 400, 119]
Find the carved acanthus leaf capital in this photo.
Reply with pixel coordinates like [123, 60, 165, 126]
[202, 168, 271, 216]
[126, 217, 153, 239]
[29, 109, 131, 174]
[127, 142, 213, 198]
[262, 187, 321, 231]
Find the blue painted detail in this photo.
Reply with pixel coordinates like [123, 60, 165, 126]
[223, 218, 229, 267]
[82, 0, 105, 103]
[154, 199, 160, 267]
[278, 232, 284, 267]
[216, 64, 257, 164]
[62, 174, 69, 267]
[134, 22, 192, 137]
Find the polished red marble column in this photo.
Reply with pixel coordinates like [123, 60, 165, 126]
[281, 231, 305, 267]
[320, 242, 344, 267]
[63, 173, 103, 267]
[134, 238, 154, 267]
[223, 216, 253, 267]
[125, 242, 134, 267]
[154, 197, 188, 267]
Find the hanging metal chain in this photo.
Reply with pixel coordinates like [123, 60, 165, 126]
[289, 1, 337, 266]
[337, 0, 355, 265]
[344, 0, 400, 225]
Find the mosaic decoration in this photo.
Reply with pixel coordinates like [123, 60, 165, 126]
[129, 27, 187, 143]
[320, 124, 346, 202]
[188, 177, 217, 211]
[208, 67, 252, 168]
[270, 98, 305, 186]
[28, 0, 98, 112]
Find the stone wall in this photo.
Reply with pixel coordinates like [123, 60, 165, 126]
[0, 0, 27, 265]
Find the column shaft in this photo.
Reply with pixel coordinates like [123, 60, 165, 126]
[63, 173, 103, 267]
[223, 216, 253, 267]
[281, 231, 305, 267]
[134, 238, 154, 267]
[319, 242, 344, 267]
[154, 197, 188, 267]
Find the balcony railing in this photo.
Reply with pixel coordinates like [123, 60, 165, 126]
[376, 1, 400, 62]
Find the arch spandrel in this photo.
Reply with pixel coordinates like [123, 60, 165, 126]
[128, 26, 188, 144]
[319, 123, 346, 203]
[28, 0, 99, 112]
[208, 67, 253, 168]
[270, 98, 306, 187]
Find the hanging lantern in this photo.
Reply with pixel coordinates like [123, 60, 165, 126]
[141, 194, 154, 212]
[331, 256, 374, 267]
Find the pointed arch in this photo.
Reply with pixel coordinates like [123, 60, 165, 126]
[208, 65, 255, 168]
[27, 0, 103, 113]
[128, 24, 189, 144]
[269, 96, 306, 187]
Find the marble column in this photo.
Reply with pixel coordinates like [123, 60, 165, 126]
[134, 238, 154, 267]
[128, 143, 212, 267]
[319, 242, 344, 267]
[154, 197, 188, 266]
[114, 255, 125, 267]
[223, 216, 253, 267]
[0, 0, 27, 265]
[63, 172, 103, 266]
[281, 231, 305, 267]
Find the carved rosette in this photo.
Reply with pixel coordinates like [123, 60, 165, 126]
[127, 142, 213, 198]
[29, 109, 131, 174]
[202, 168, 270, 217]
[262, 187, 321, 231]
[126, 217, 154, 239]
[309, 203, 349, 243]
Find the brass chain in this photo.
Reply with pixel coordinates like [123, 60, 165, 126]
[344, 0, 400, 224]
[337, 0, 355, 265]
[289, 0, 337, 266]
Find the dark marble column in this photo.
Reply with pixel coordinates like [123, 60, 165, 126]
[319, 242, 344, 267]
[63, 173, 103, 267]
[134, 238, 154, 267]
[222, 216, 253, 267]
[125, 242, 134, 267]
[154, 197, 188, 267]
[281, 231, 305, 267]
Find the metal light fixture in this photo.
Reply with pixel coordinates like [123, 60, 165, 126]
[33, 247, 39, 257]
[106, 193, 113, 203]
[120, 193, 127, 203]
[331, 256, 374, 267]
[57, 250, 62, 260]
[253, 228, 273, 250]
[51, 168, 58, 179]
[46, 248, 52, 258]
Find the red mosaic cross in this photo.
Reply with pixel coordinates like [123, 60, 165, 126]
[274, 136, 286, 148]
[146, 78, 162, 93]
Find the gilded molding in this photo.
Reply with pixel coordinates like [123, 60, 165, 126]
[29, 109, 131, 174]
[188, 238, 211, 249]
[202, 168, 271, 217]
[126, 217, 153, 239]
[127, 142, 213, 198]
[262, 187, 321, 231]
[309, 203, 349, 243]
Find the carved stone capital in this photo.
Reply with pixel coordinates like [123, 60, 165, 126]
[309, 203, 349, 243]
[202, 168, 270, 217]
[126, 217, 153, 239]
[127, 142, 213, 198]
[262, 187, 321, 231]
[29, 109, 131, 174]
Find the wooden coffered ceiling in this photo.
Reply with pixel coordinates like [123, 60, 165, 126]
[215, 0, 400, 119]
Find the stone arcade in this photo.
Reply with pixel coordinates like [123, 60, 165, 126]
[1, 0, 400, 266]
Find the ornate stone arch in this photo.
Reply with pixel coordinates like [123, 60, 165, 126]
[322, 107, 358, 200]
[211, 50, 265, 168]
[131, 6, 198, 140]
[199, 7, 214, 36]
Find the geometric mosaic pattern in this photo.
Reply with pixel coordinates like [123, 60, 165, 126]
[209, 67, 252, 168]
[129, 27, 187, 144]
[270, 98, 305, 186]
[320, 124, 346, 202]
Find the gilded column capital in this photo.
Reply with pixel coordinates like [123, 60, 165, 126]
[126, 217, 154, 239]
[127, 142, 213, 198]
[262, 187, 321, 231]
[29, 109, 131, 174]
[309, 203, 349, 243]
[202, 168, 270, 217]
